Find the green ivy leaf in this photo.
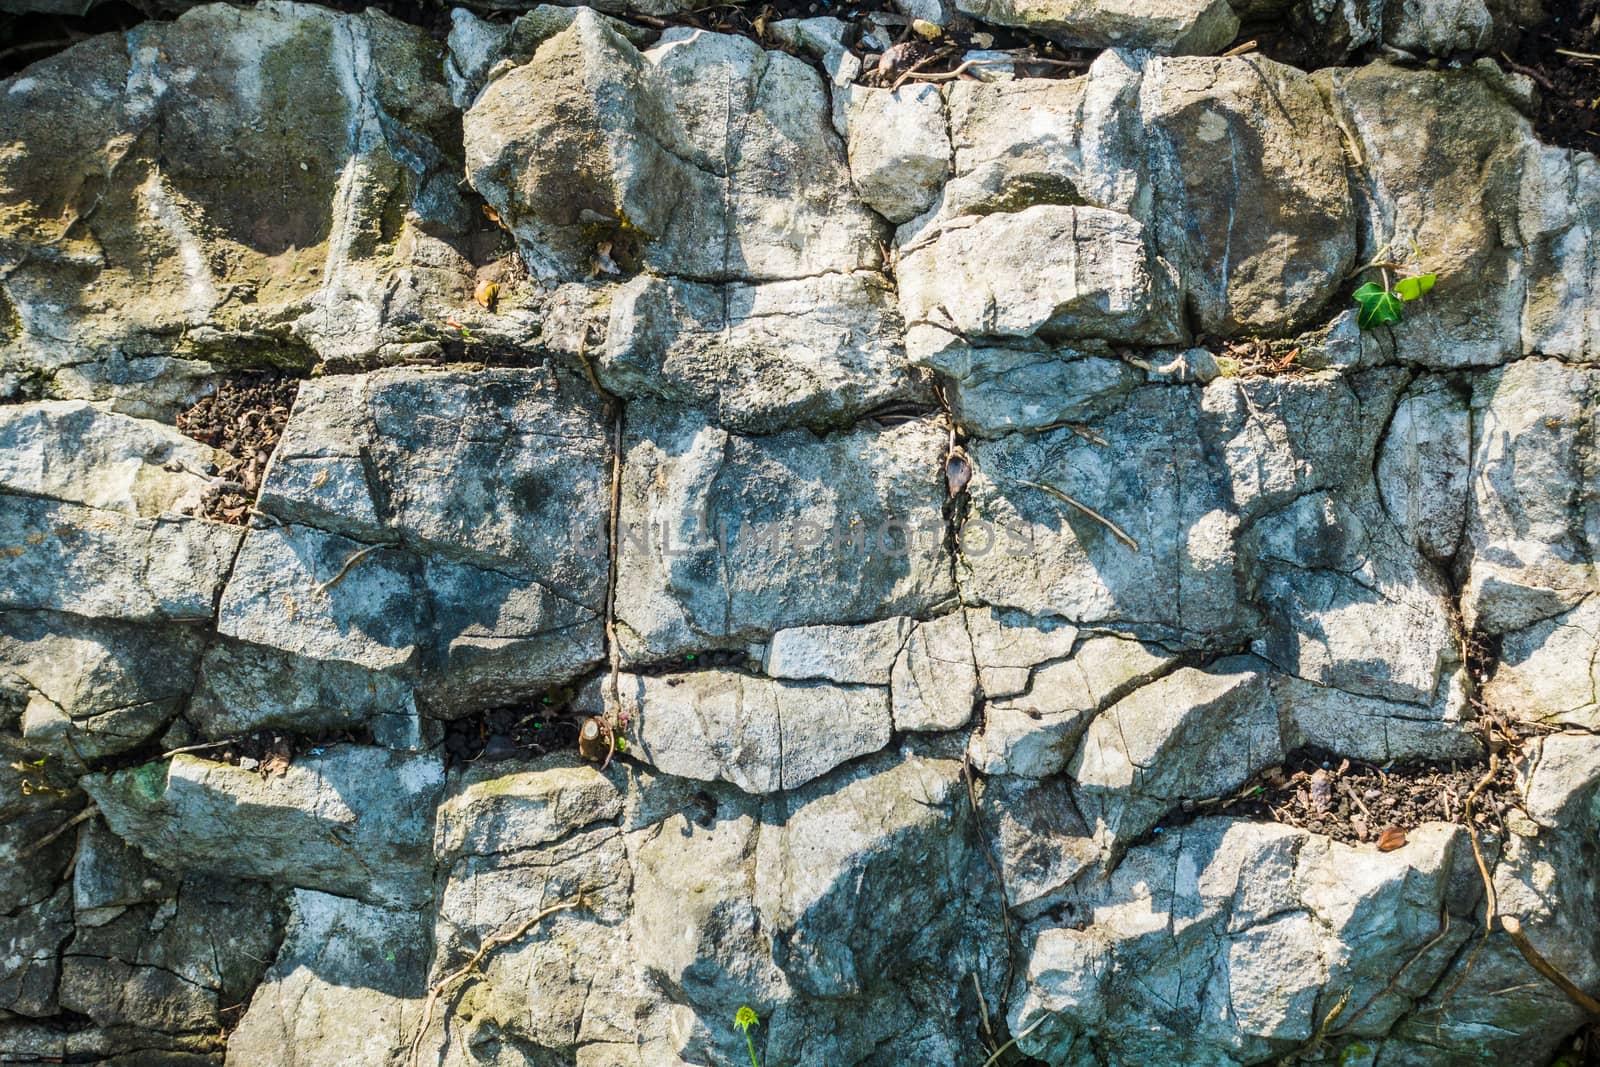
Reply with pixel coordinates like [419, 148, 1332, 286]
[1353, 282, 1404, 329]
[1393, 273, 1436, 301]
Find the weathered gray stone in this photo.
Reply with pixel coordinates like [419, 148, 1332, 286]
[920, 345, 1145, 438]
[1011, 818, 1479, 1064]
[1, 612, 204, 764]
[753, 747, 970, 998]
[1318, 63, 1534, 369]
[599, 272, 927, 433]
[0, 496, 241, 622]
[764, 616, 912, 684]
[1141, 56, 1356, 335]
[969, 633, 1174, 777]
[960, 385, 1238, 636]
[0, 401, 223, 516]
[897, 205, 1183, 346]
[1461, 358, 1600, 635]
[0, 2, 475, 404]
[845, 84, 950, 224]
[618, 670, 892, 793]
[59, 876, 281, 1036]
[1377, 374, 1473, 562]
[979, 775, 1096, 918]
[225, 889, 426, 1067]
[964, 606, 1080, 699]
[1245, 491, 1458, 706]
[891, 611, 978, 732]
[0, 887, 72, 1017]
[952, 0, 1238, 53]
[1484, 598, 1600, 730]
[616, 404, 954, 661]
[464, 13, 882, 282]
[71, 819, 176, 928]
[1069, 658, 1284, 856]
[82, 747, 444, 907]
[435, 754, 624, 861]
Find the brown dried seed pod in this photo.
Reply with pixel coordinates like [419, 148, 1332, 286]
[577, 717, 613, 763]
[1377, 826, 1408, 852]
[945, 445, 973, 496]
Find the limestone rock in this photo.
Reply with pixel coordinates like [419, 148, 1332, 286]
[753, 748, 971, 998]
[0, 401, 224, 516]
[82, 747, 444, 907]
[1011, 818, 1479, 1064]
[206, 367, 609, 720]
[891, 612, 978, 731]
[1318, 63, 1535, 368]
[1377, 374, 1473, 562]
[2, 612, 204, 764]
[225, 890, 426, 1067]
[618, 670, 892, 793]
[969, 633, 1175, 777]
[1244, 491, 1458, 706]
[0, 496, 241, 622]
[463, 13, 882, 282]
[960, 385, 1238, 636]
[0, 2, 475, 404]
[845, 84, 950, 223]
[1069, 658, 1284, 855]
[435, 754, 624, 860]
[920, 345, 1145, 438]
[897, 205, 1183, 346]
[952, 0, 1239, 53]
[1461, 358, 1600, 635]
[1484, 599, 1600, 730]
[599, 272, 927, 433]
[1141, 55, 1356, 335]
[59, 876, 281, 1036]
[764, 617, 912, 684]
[979, 775, 1097, 918]
[615, 404, 954, 661]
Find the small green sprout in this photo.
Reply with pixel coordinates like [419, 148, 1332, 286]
[1351, 243, 1437, 330]
[734, 1005, 762, 1067]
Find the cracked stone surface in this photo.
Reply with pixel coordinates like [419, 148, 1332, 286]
[2, 2, 1599, 1064]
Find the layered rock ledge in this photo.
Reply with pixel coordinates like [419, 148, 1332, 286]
[1, 1, 1598, 1065]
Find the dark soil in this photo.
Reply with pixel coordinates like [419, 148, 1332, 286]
[1168, 746, 1520, 847]
[1507, 0, 1600, 151]
[442, 687, 591, 767]
[174, 375, 298, 524]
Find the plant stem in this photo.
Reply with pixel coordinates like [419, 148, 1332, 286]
[745, 1030, 762, 1067]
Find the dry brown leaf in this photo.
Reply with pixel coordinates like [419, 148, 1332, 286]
[474, 279, 499, 311]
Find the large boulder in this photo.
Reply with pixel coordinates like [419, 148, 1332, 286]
[463, 13, 883, 283]
[0, 2, 478, 409]
[82, 747, 445, 908]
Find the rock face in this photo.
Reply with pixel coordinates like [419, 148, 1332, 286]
[3, 4, 1599, 1067]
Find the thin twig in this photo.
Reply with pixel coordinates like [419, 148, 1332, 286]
[978, 1011, 1052, 1067]
[408, 898, 584, 1067]
[1501, 916, 1600, 1017]
[1500, 52, 1559, 92]
[971, 972, 997, 1051]
[160, 738, 238, 759]
[1556, 47, 1600, 61]
[1220, 39, 1259, 57]
[1013, 479, 1140, 551]
[314, 543, 384, 595]
[1464, 746, 1501, 931]
[887, 46, 957, 91]
[18, 805, 97, 859]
